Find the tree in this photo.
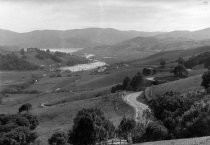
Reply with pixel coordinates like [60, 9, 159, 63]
[48, 131, 68, 145]
[0, 126, 38, 145]
[177, 57, 185, 65]
[122, 76, 132, 91]
[20, 48, 25, 55]
[46, 49, 50, 53]
[19, 103, 32, 113]
[173, 64, 188, 78]
[160, 59, 166, 68]
[118, 117, 136, 140]
[142, 68, 152, 76]
[201, 71, 210, 89]
[22, 113, 39, 130]
[131, 72, 144, 91]
[143, 121, 168, 141]
[68, 108, 115, 145]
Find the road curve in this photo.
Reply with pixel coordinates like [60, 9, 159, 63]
[123, 91, 150, 124]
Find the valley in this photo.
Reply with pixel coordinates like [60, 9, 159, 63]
[1, 27, 210, 145]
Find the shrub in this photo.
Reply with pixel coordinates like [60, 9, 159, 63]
[0, 126, 38, 145]
[118, 117, 136, 140]
[201, 70, 210, 89]
[122, 76, 132, 91]
[131, 72, 145, 91]
[22, 113, 39, 130]
[143, 121, 168, 141]
[68, 108, 115, 145]
[172, 64, 188, 78]
[48, 131, 68, 145]
[160, 59, 166, 68]
[19, 103, 32, 113]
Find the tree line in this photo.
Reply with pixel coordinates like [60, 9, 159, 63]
[0, 53, 38, 71]
[0, 103, 39, 145]
[111, 72, 145, 93]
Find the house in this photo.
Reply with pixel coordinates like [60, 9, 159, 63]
[27, 48, 39, 52]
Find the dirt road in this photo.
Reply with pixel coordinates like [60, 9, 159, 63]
[123, 91, 150, 124]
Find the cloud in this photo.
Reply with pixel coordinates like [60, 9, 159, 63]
[0, 0, 209, 32]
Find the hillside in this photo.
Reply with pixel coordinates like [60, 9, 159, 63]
[130, 46, 210, 65]
[78, 35, 210, 64]
[156, 28, 210, 41]
[0, 28, 161, 49]
[137, 136, 210, 145]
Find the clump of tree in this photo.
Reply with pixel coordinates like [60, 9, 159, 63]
[142, 68, 156, 76]
[111, 72, 145, 93]
[172, 64, 188, 78]
[160, 59, 166, 68]
[118, 117, 136, 142]
[19, 103, 32, 113]
[201, 70, 210, 90]
[184, 51, 210, 69]
[0, 107, 39, 145]
[66, 56, 89, 66]
[48, 131, 68, 145]
[177, 57, 185, 65]
[0, 53, 38, 70]
[142, 121, 168, 141]
[149, 90, 210, 140]
[20, 48, 25, 55]
[35, 49, 62, 63]
[68, 108, 115, 145]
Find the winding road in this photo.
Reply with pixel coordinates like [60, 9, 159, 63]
[123, 91, 150, 124]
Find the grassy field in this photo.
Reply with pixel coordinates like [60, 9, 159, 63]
[151, 74, 203, 99]
[0, 70, 43, 91]
[0, 91, 134, 145]
[0, 66, 137, 145]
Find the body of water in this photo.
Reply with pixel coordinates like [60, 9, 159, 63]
[40, 48, 83, 54]
[60, 61, 106, 72]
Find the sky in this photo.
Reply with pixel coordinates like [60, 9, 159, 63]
[0, 0, 210, 32]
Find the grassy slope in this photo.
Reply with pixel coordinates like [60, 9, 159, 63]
[0, 66, 137, 145]
[131, 46, 210, 65]
[0, 70, 43, 91]
[151, 74, 203, 99]
[0, 92, 134, 145]
[136, 136, 210, 145]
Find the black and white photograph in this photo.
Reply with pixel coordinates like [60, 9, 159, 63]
[1, 0, 210, 145]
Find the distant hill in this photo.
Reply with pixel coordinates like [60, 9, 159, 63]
[156, 28, 210, 41]
[78, 36, 210, 64]
[0, 28, 162, 49]
[2, 27, 210, 64]
[130, 46, 210, 65]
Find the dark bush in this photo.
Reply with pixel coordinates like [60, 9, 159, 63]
[19, 103, 32, 113]
[48, 131, 68, 145]
[68, 108, 115, 145]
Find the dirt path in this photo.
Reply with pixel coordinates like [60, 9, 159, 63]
[123, 91, 150, 124]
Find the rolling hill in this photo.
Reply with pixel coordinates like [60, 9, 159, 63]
[0, 28, 162, 49]
[76, 28, 210, 63]
[130, 46, 210, 65]
[156, 28, 210, 41]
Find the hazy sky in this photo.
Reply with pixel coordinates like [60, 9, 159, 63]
[0, 0, 210, 32]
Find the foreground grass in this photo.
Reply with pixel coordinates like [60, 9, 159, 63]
[136, 136, 210, 145]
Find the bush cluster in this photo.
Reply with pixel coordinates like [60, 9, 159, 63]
[35, 49, 62, 63]
[111, 72, 145, 93]
[149, 90, 210, 140]
[0, 113, 39, 145]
